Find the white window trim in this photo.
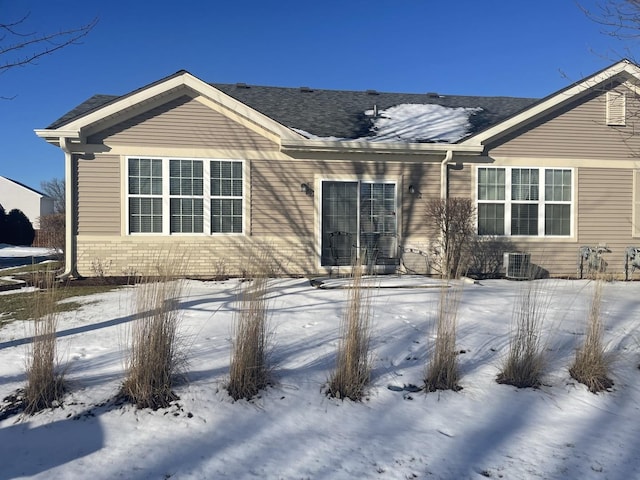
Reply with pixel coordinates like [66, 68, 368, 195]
[476, 166, 574, 238]
[125, 156, 246, 236]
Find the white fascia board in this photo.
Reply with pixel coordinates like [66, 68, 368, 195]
[34, 129, 80, 139]
[281, 139, 483, 155]
[462, 60, 640, 146]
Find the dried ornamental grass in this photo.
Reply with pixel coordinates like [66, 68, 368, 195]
[424, 284, 462, 392]
[327, 263, 372, 401]
[121, 272, 185, 409]
[227, 274, 273, 400]
[497, 281, 550, 388]
[569, 279, 614, 393]
[24, 269, 65, 414]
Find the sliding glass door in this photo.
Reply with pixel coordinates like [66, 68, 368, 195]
[321, 181, 397, 266]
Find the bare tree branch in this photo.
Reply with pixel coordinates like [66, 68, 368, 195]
[40, 178, 65, 214]
[579, 0, 640, 39]
[0, 12, 97, 74]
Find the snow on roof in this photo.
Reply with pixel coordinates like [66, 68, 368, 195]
[369, 104, 481, 143]
[293, 104, 481, 143]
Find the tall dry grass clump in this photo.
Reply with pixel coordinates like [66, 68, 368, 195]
[121, 265, 185, 409]
[424, 284, 462, 392]
[569, 279, 614, 393]
[24, 269, 65, 414]
[227, 268, 272, 401]
[327, 263, 372, 401]
[497, 280, 550, 388]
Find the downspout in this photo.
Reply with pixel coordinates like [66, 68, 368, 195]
[59, 137, 79, 279]
[440, 149, 454, 199]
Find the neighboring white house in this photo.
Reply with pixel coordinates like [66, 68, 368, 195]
[0, 176, 54, 229]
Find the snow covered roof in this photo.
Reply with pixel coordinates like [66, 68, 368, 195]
[47, 82, 537, 143]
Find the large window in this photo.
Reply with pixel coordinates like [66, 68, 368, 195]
[477, 167, 572, 237]
[127, 157, 243, 235]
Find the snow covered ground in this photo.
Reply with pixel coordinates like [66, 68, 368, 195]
[0, 244, 58, 269]
[1, 276, 639, 479]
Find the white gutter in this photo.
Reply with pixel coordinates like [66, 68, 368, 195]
[440, 150, 454, 199]
[281, 139, 483, 155]
[60, 137, 79, 279]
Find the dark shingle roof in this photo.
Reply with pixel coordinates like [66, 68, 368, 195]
[47, 81, 539, 141]
[213, 84, 538, 140]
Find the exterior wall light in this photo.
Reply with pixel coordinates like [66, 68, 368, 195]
[301, 183, 314, 196]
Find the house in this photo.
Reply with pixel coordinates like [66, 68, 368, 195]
[0, 176, 54, 230]
[34, 59, 640, 279]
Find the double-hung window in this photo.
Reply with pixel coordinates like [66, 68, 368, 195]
[477, 167, 572, 237]
[211, 161, 243, 233]
[129, 158, 163, 233]
[127, 157, 243, 235]
[170, 159, 204, 233]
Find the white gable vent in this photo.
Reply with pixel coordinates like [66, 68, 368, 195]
[606, 91, 626, 126]
[503, 252, 531, 280]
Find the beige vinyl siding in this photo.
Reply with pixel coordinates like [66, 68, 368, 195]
[578, 167, 633, 243]
[497, 242, 580, 278]
[489, 87, 640, 159]
[87, 95, 276, 150]
[77, 154, 121, 235]
[249, 158, 440, 242]
[448, 164, 471, 198]
[634, 170, 640, 237]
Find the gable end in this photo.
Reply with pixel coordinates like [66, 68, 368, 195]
[86, 95, 277, 150]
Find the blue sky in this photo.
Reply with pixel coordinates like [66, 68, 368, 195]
[0, 0, 636, 191]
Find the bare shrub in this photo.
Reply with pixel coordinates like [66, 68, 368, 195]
[24, 269, 65, 414]
[227, 269, 272, 400]
[90, 258, 113, 278]
[426, 197, 476, 279]
[37, 213, 65, 260]
[121, 268, 185, 409]
[497, 280, 550, 388]
[327, 263, 372, 401]
[467, 236, 515, 279]
[569, 279, 614, 393]
[424, 285, 462, 392]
